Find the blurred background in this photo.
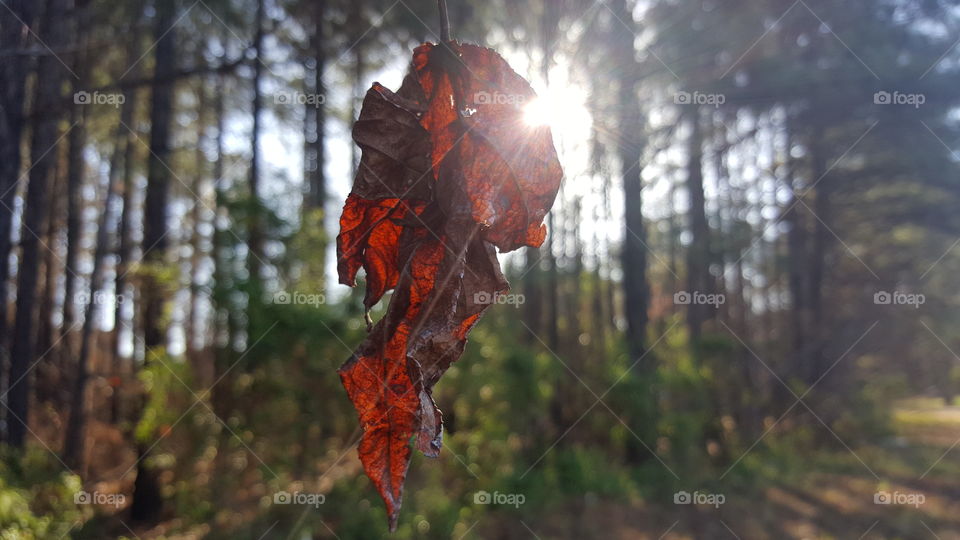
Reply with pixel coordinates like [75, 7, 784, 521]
[1, 0, 960, 538]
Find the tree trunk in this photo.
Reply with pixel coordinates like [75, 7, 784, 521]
[247, 0, 266, 287]
[140, 0, 176, 352]
[347, 1, 362, 181]
[806, 126, 829, 386]
[111, 10, 143, 419]
[64, 120, 123, 470]
[210, 70, 234, 417]
[685, 107, 710, 345]
[541, 0, 560, 353]
[522, 246, 543, 341]
[131, 0, 178, 522]
[302, 0, 327, 284]
[611, 0, 654, 465]
[306, 0, 327, 211]
[601, 173, 618, 334]
[569, 196, 584, 343]
[614, 0, 649, 365]
[8, 0, 70, 449]
[710, 113, 727, 323]
[112, 86, 138, 424]
[35, 162, 62, 376]
[783, 124, 807, 399]
[0, 2, 36, 413]
[187, 78, 207, 360]
[62, 7, 92, 343]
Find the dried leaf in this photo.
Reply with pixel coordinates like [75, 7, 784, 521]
[336, 41, 563, 531]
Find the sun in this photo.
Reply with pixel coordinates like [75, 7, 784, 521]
[523, 97, 552, 127]
[521, 85, 592, 140]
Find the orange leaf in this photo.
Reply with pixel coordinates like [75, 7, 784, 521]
[336, 41, 562, 530]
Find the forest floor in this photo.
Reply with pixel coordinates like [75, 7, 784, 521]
[71, 398, 960, 539]
[486, 398, 960, 540]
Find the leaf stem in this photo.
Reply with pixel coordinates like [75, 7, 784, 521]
[437, 0, 451, 42]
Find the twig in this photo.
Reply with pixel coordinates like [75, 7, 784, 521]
[438, 0, 451, 42]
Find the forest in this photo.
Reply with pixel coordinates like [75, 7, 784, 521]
[1, 0, 960, 538]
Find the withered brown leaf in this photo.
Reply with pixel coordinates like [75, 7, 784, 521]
[336, 41, 563, 531]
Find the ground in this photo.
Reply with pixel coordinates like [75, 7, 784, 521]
[485, 398, 960, 539]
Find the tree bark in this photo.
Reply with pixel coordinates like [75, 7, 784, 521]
[131, 0, 178, 523]
[210, 70, 234, 417]
[614, 0, 649, 365]
[302, 0, 327, 284]
[111, 10, 143, 410]
[62, 4, 92, 343]
[8, 0, 70, 449]
[187, 78, 207, 360]
[685, 107, 710, 344]
[305, 0, 327, 211]
[247, 0, 266, 286]
[64, 117, 123, 470]
[541, 0, 560, 353]
[807, 125, 829, 386]
[0, 1, 36, 407]
[111, 86, 138, 424]
[783, 123, 807, 398]
[611, 0, 654, 465]
[34, 161, 62, 377]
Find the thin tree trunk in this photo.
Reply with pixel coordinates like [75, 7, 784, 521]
[667, 174, 679, 317]
[615, 0, 649, 365]
[783, 124, 807, 395]
[8, 0, 70, 449]
[35, 163, 62, 372]
[522, 246, 542, 341]
[187, 78, 207, 360]
[210, 70, 233, 416]
[569, 196, 584, 343]
[347, 1, 362, 181]
[140, 1, 176, 352]
[131, 0, 178, 522]
[302, 0, 327, 284]
[64, 121, 123, 470]
[601, 173, 617, 334]
[111, 86, 138, 424]
[541, 0, 560, 353]
[247, 0, 265, 287]
[306, 0, 326, 211]
[589, 194, 605, 352]
[0, 2, 36, 415]
[685, 107, 710, 344]
[62, 5, 92, 343]
[807, 125, 829, 387]
[711, 112, 728, 323]
[612, 0, 653, 465]
[34, 147, 68, 410]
